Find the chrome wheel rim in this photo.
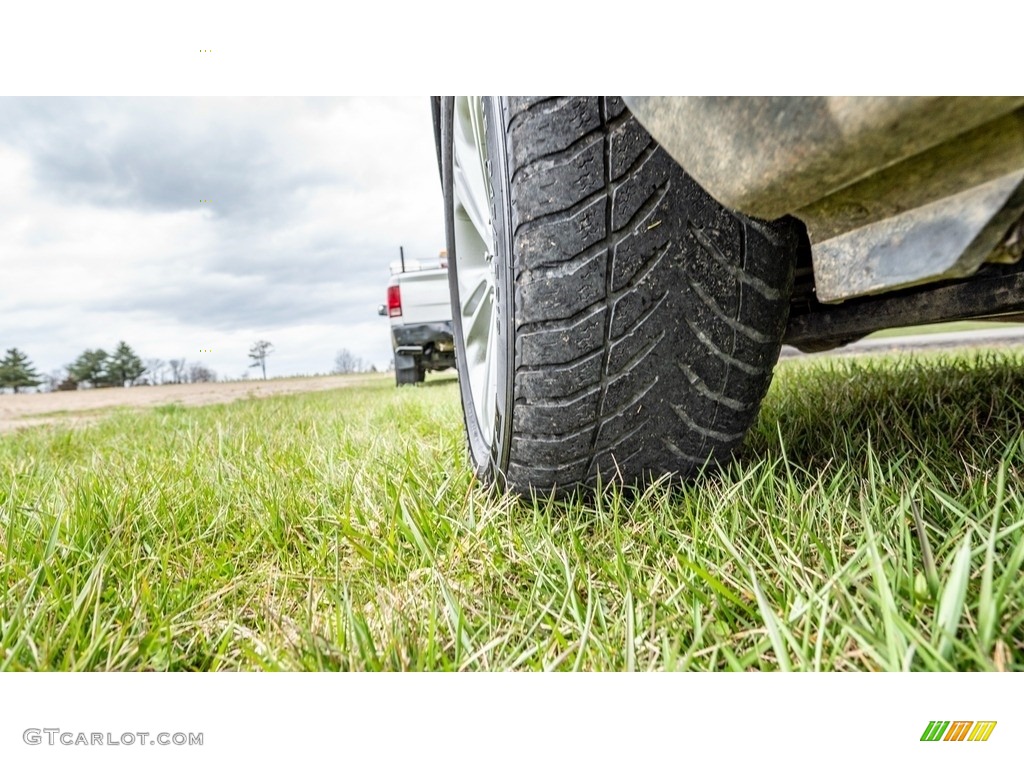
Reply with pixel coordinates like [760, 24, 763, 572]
[451, 96, 499, 445]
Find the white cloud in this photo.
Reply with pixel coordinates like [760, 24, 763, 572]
[0, 97, 445, 378]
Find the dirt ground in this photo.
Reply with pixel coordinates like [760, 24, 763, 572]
[0, 374, 387, 433]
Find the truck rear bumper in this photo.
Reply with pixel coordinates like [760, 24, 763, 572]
[391, 321, 456, 371]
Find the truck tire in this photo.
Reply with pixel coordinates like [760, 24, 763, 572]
[395, 364, 424, 386]
[441, 97, 807, 494]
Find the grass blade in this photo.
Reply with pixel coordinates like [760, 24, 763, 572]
[934, 533, 972, 661]
[751, 571, 791, 672]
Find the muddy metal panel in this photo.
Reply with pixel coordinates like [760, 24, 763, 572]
[810, 170, 1024, 301]
[625, 96, 1024, 302]
[624, 96, 1024, 220]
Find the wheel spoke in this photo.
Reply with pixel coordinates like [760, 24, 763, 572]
[452, 161, 490, 248]
[452, 97, 493, 250]
[465, 284, 494, 364]
[460, 266, 491, 318]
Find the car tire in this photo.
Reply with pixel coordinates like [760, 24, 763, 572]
[395, 364, 424, 386]
[442, 96, 807, 494]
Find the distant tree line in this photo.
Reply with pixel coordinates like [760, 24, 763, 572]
[143, 358, 216, 386]
[0, 342, 220, 394]
[1, 338, 385, 392]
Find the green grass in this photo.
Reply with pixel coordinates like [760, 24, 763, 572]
[2, 351, 1023, 670]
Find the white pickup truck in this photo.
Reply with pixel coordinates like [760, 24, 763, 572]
[378, 251, 456, 385]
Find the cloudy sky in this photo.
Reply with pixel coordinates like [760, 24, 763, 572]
[0, 97, 445, 380]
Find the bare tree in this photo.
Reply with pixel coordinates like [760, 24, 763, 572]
[145, 358, 166, 385]
[168, 358, 186, 384]
[43, 369, 65, 392]
[248, 340, 273, 380]
[188, 363, 217, 383]
[333, 348, 364, 374]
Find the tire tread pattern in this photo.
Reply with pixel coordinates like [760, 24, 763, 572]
[501, 96, 803, 493]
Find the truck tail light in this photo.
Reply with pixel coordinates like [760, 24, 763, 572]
[387, 285, 402, 317]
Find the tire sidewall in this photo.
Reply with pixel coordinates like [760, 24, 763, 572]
[442, 97, 515, 484]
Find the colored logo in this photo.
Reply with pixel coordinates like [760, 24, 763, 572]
[921, 721, 997, 742]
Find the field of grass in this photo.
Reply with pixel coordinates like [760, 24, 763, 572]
[2, 351, 1023, 671]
